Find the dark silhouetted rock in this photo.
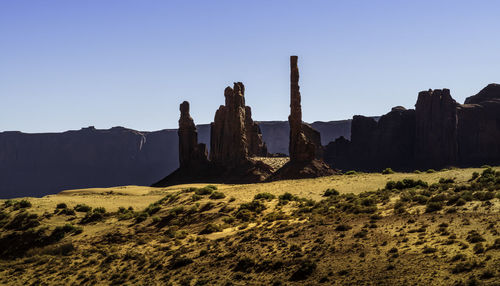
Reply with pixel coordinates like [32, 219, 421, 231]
[245, 106, 268, 157]
[458, 84, 500, 166]
[324, 107, 415, 171]
[415, 89, 459, 169]
[178, 101, 209, 168]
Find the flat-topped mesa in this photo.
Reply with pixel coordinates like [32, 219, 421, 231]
[210, 82, 267, 167]
[415, 88, 459, 169]
[289, 55, 316, 162]
[178, 101, 208, 168]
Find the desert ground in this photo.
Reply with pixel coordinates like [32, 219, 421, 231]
[1, 166, 499, 285]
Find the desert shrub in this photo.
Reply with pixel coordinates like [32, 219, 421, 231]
[222, 216, 235, 224]
[413, 194, 429, 204]
[466, 230, 485, 243]
[205, 185, 217, 190]
[279, 192, 299, 202]
[209, 191, 226, 200]
[254, 192, 276, 201]
[234, 257, 255, 273]
[335, 224, 351, 231]
[393, 200, 406, 214]
[79, 208, 106, 224]
[480, 269, 495, 280]
[439, 178, 455, 184]
[235, 200, 266, 221]
[169, 255, 193, 269]
[93, 207, 106, 214]
[353, 230, 368, 238]
[191, 194, 202, 201]
[473, 191, 495, 201]
[422, 246, 437, 253]
[471, 172, 479, 180]
[264, 211, 288, 222]
[58, 208, 76, 216]
[135, 212, 148, 223]
[195, 187, 214, 196]
[56, 203, 67, 209]
[74, 204, 92, 212]
[382, 168, 395, 174]
[199, 202, 215, 212]
[425, 201, 443, 213]
[323, 188, 340, 197]
[229, 197, 236, 202]
[199, 223, 222, 234]
[4, 211, 39, 230]
[426, 169, 436, 173]
[414, 170, 422, 174]
[289, 259, 316, 281]
[473, 243, 484, 254]
[451, 261, 481, 274]
[386, 179, 428, 190]
[345, 170, 357, 175]
[144, 204, 161, 215]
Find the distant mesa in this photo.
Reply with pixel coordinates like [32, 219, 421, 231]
[324, 84, 500, 171]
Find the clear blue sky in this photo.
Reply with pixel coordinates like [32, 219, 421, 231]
[1, 0, 499, 133]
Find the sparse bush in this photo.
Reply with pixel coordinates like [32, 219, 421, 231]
[426, 169, 436, 173]
[425, 201, 443, 213]
[279, 192, 298, 202]
[254, 192, 276, 201]
[382, 168, 394, 174]
[79, 208, 106, 224]
[199, 223, 222, 234]
[422, 246, 437, 253]
[56, 203, 67, 209]
[191, 194, 202, 201]
[323, 188, 340, 197]
[466, 231, 485, 243]
[169, 255, 193, 269]
[234, 257, 255, 273]
[473, 243, 484, 254]
[289, 259, 316, 281]
[135, 212, 148, 223]
[345, 170, 357, 175]
[74, 204, 92, 213]
[335, 224, 351, 231]
[209, 191, 226, 200]
[386, 179, 428, 190]
[4, 211, 39, 230]
[144, 204, 161, 215]
[195, 187, 214, 196]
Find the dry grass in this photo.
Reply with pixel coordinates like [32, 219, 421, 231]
[0, 166, 498, 285]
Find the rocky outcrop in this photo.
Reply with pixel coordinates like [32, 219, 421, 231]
[415, 89, 459, 169]
[269, 56, 334, 180]
[178, 101, 209, 168]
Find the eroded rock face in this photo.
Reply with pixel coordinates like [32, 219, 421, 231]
[324, 107, 416, 171]
[289, 56, 317, 163]
[245, 106, 268, 157]
[210, 82, 267, 167]
[415, 89, 459, 169]
[458, 84, 500, 165]
[178, 101, 209, 168]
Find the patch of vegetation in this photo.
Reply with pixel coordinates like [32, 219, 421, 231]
[3, 211, 40, 231]
[386, 179, 428, 190]
[289, 259, 317, 281]
[199, 223, 222, 234]
[382, 168, 394, 174]
[345, 170, 357, 175]
[74, 204, 92, 212]
[209, 191, 226, 200]
[323, 188, 340, 197]
[79, 208, 107, 224]
[254, 192, 276, 201]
